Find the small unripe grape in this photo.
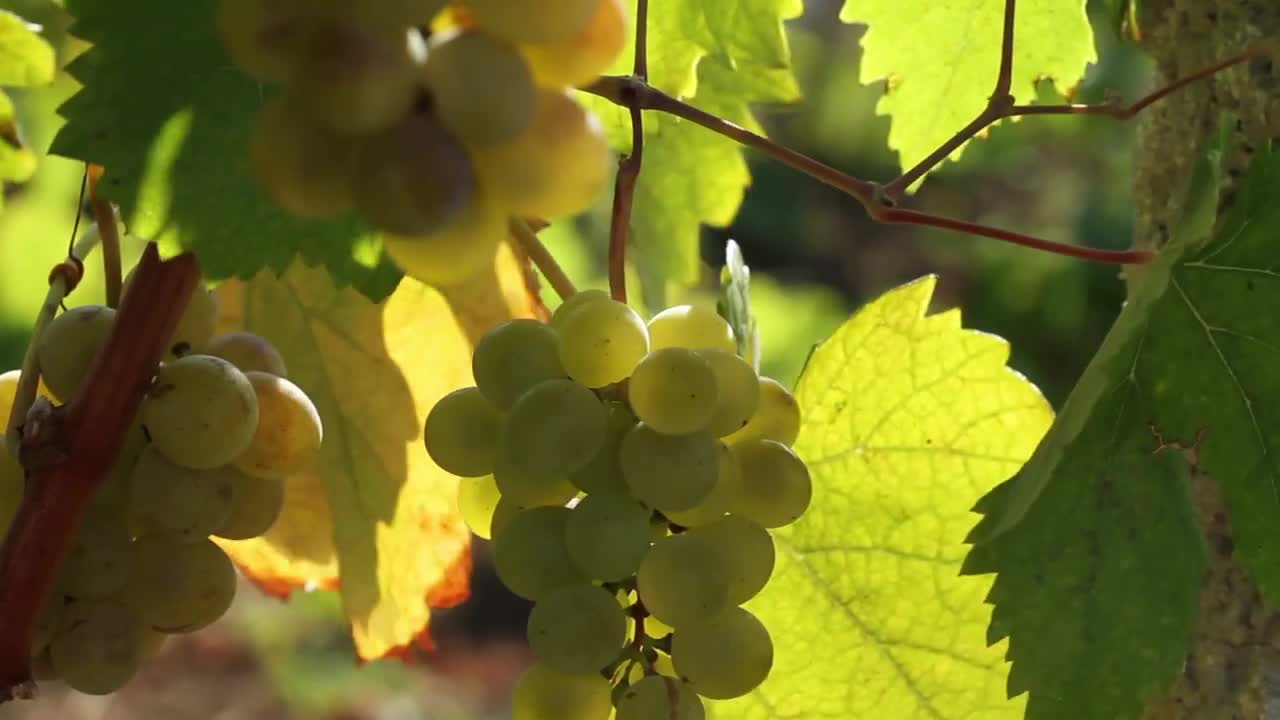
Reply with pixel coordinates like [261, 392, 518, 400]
[457, 474, 502, 539]
[493, 506, 584, 600]
[550, 288, 609, 331]
[731, 439, 812, 528]
[628, 348, 719, 435]
[213, 467, 286, 540]
[207, 331, 288, 376]
[725, 377, 802, 447]
[472, 319, 566, 410]
[620, 424, 718, 512]
[615, 674, 705, 720]
[128, 447, 235, 543]
[664, 442, 741, 527]
[142, 355, 259, 470]
[511, 662, 613, 720]
[124, 537, 238, 633]
[49, 599, 145, 695]
[522, 0, 628, 88]
[422, 28, 538, 147]
[234, 372, 323, 479]
[647, 304, 736, 353]
[250, 95, 358, 218]
[637, 531, 731, 628]
[381, 192, 506, 288]
[557, 295, 648, 387]
[36, 304, 115, 401]
[526, 584, 627, 673]
[424, 387, 502, 478]
[699, 349, 760, 437]
[671, 606, 774, 699]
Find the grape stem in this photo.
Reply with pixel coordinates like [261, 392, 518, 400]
[0, 244, 199, 702]
[509, 218, 577, 300]
[606, 0, 650, 304]
[87, 164, 123, 309]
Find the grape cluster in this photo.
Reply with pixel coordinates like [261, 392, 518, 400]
[0, 279, 322, 695]
[425, 291, 813, 718]
[217, 0, 625, 287]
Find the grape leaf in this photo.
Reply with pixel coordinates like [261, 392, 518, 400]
[713, 276, 1053, 718]
[960, 145, 1280, 718]
[212, 243, 545, 659]
[49, 0, 402, 300]
[842, 0, 1096, 189]
[0, 9, 54, 206]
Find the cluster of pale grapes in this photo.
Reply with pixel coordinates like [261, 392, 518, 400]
[0, 271, 323, 696]
[217, 0, 625, 287]
[424, 290, 812, 718]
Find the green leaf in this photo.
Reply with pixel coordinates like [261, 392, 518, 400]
[49, 0, 402, 300]
[717, 239, 761, 369]
[963, 144, 1280, 718]
[842, 0, 1096, 190]
[0, 9, 53, 87]
[713, 276, 1053, 719]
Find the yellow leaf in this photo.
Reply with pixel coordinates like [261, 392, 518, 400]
[214, 243, 544, 659]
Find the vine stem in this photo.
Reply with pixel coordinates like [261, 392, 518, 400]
[509, 219, 577, 301]
[0, 244, 199, 702]
[606, 0, 650, 304]
[86, 165, 122, 309]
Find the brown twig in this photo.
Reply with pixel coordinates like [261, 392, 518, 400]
[606, 0, 650, 304]
[86, 165, 123, 309]
[509, 218, 577, 300]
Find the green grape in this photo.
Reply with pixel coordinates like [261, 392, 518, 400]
[511, 662, 613, 720]
[550, 288, 609, 331]
[48, 599, 145, 695]
[381, 190, 506, 288]
[522, 0, 627, 88]
[615, 674, 706, 720]
[457, 474, 502, 539]
[213, 467, 285, 540]
[472, 89, 611, 219]
[556, 296, 648, 388]
[494, 379, 606, 503]
[422, 28, 537, 147]
[665, 442, 741, 527]
[731, 439, 812, 528]
[647, 304, 737, 354]
[250, 94, 358, 219]
[628, 348, 720, 435]
[636, 532, 730, 628]
[563, 492, 651, 581]
[569, 401, 635, 495]
[216, 0, 314, 82]
[620, 425, 717, 512]
[526, 584, 627, 673]
[724, 377, 801, 447]
[671, 606, 773, 700]
[122, 265, 218, 358]
[694, 515, 775, 605]
[128, 447, 234, 543]
[352, 109, 476, 237]
[142, 354, 259, 470]
[206, 331, 288, 377]
[31, 596, 63, 656]
[234, 372, 323, 479]
[460, 0, 598, 43]
[58, 513, 131, 598]
[698, 349, 760, 437]
[124, 537, 238, 633]
[423, 387, 502, 478]
[472, 319, 566, 410]
[492, 506, 584, 600]
[36, 304, 116, 401]
[488, 495, 523, 541]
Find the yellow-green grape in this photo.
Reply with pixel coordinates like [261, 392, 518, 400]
[488, 495, 522, 541]
[422, 28, 537, 147]
[671, 606, 774, 700]
[569, 401, 635, 495]
[212, 467, 285, 540]
[563, 492, 651, 581]
[724, 377, 801, 447]
[694, 515, 775, 605]
[0, 373, 19, 535]
[522, 0, 627, 88]
[620, 425, 717, 512]
[352, 109, 476, 237]
[550, 288, 609, 331]
[96, 421, 146, 513]
[494, 379, 605, 503]
[664, 442, 741, 528]
[698, 349, 760, 437]
[381, 190, 506, 288]
[48, 599, 145, 695]
[58, 514, 130, 598]
[215, 0, 314, 82]
[234, 372, 323, 479]
[526, 584, 627, 673]
[459, 0, 598, 44]
[36, 304, 116, 401]
[472, 89, 611, 219]
[557, 296, 648, 388]
[615, 674, 705, 720]
[731, 439, 812, 528]
[128, 447, 234, 543]
[511, 662, 613, 720]
[207, 332, 288, 377]
[31, 597, 63, 656]
[472, 319, 566, 410]
[647, 304, 736, 354]
[142, 355, 259, 470]
[492, 506, 584, 600]
[628, 348, 720, 435]
[250, 94, 358, 219]
[424, 387, 502, 478]
[124, 537, 238, 633]
[457, 474, 502, 539]
[636, 532, 730, 628]
[123, 264, 218, 358]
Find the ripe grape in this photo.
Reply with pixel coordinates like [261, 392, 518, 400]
[647, 304, 737, 354]
[671, 607, 774, 699]
[422, 28, 537, 147]
[124, 537, 237, 633]
[636, 532, 730, 628]
[620, 425, 718, 512]
[511, 663, 613, 720]
[142, 355, 259, 470]
[732, 439, 812, 528]
[724, 377, 801, 447]
[564, 492, 651, 581]
[557, 295, 648, 387]
[381, 191, 506, 288]
[48, 599, 145, 695]
[569, 401, 635, 495]
[472, 319, 566, 410]
[460, 0, 598, 44]
[522, 0, 627, 88]
[58, 515, 131, 598]
[36, 304, 116, 401]
[250, 94, 358, 219]
[213, 467, 285, 540]
[695, 515, 775, 605]
[664, 442, 741, 527]
[628, 348, 720, 435]
[122, 266, 217, 358]
[550, 288, 609, 331]
[699, 349, 760, 437]
[423, 387, 502, 478]
[615, 674, 706, 720]
[494, 379, 606, 502]
[234, 372, 323, 479]
[492, 506, 584, 600]
[207, 331, 288, 376]
[526, 584, 627, 673]
[457, 474, 502, 539]
[128, 447, 234, 542]
[472, 89, 611, 219]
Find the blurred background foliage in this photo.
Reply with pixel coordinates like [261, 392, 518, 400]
[0, 0, 1151, 717]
